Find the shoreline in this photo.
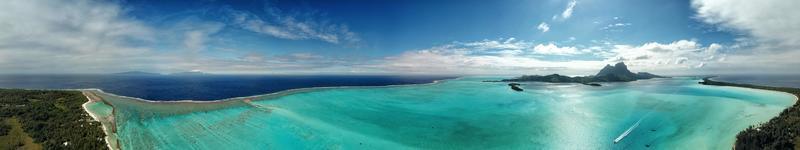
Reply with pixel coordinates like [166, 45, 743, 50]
[699, 77, 800, 149]
[72, 76, 799, 149]
[81, 76, 459, 104]
[81, 91, 120, 150]
[702, 77, 800, 101]
[74, 77, 457, 149]
[701, 77, 800, 101]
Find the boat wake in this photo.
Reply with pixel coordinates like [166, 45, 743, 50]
[612, 88, 680, 144]
[614, 117, 643, 143]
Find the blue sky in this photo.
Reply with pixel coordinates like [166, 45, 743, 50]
[0, 0, 798, 75]
[124, 0, 733, 58]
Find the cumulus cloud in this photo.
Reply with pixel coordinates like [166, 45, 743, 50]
[691, 0, 800, 74]
[0, 0, 156, 73]
[375, 38, 605, 75]
[459, 38, 530, 52]
[381, 34, 797, 75]
[228, 7, 360, 45]
[3, 0, 798, 75]
[533, 43, 580, 55]
[0, 0, 359, 74]
[537, 22, 550, 32]
[379, 48, 601, 75]
[374, 38, 749, 75]
[692, 0, 800, 47]
[606, 40, 723, 71]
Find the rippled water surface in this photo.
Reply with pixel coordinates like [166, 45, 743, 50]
[89, 77, 796, 149]
[0, 74, 452, 100]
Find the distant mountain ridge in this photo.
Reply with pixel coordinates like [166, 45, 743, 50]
[170, 71, 210, 76]
[592, 62, 665, 82]
[112, 71, 212, 76]
[500, 62, 666, 84]
[112, 71, 161, 76]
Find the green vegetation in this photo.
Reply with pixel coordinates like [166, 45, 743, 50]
[0, 117, 43, 150]
[699, 78, 800, 149]
[0, 118, 8, 136]
[0, 89, 107, 149]
[497, 62, 665, 84]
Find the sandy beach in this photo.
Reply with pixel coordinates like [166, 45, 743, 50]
[81, 91, 120, 150]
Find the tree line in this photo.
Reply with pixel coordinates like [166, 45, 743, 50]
[0, 89, 107, 149]
[700, 78, 800, 149]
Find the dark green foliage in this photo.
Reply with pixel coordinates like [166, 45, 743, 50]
[0, 89, 107, 149]
[0, 118, 8, 136]
[503, 74, 579, 83]
[497, 62, 665, 84]
[700, 78, 800, 149]
[595, 62, 638, 78]
[507, 83, 524, 91]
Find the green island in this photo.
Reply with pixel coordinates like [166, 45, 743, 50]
[496, 62, 666, 86]
[700, 78, 800, 149]
[0, 89, 106, 149]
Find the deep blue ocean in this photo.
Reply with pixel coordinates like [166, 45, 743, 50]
[714, 74, 800, 88]
[0, 74, 454, 101]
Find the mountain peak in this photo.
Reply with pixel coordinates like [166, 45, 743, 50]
[596, 62, 632, 77]
[614, 62, 627, 68]
[502, 61, 666, 83]
[594, 62, 638, 81]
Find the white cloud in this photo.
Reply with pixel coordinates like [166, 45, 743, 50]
[0, 0, 358, 74]
[606, 40, 724, 72]
[561, 0, 578, 19]
[378, 48, 602, 75]
[460, 38, 530, 51]
[376, 35, 800, 75]
[228, 8, 360, 45]
[690, 0, 800, 74]
[0, 0, 156, 73]
[3, 0, 798, 75]
[539, 0, 577, 34]
[537, 22, 550, 32]
[182, 22, 224, 53]
[692, 0, 800, 47]
[601, 23, 632, 31]
[375, 38, 757, 75]
[376, 38, 604, 75]
[533, 43, 580, 55]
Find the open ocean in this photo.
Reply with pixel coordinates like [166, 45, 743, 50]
[85, 77, 796, 149]
[714, 74, 800, 88]
[0, 74, 454, 101]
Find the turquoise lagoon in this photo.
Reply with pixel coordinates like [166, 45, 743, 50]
[86, 77, 797, 149]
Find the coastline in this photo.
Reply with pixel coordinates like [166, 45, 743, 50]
[82, 76, 458, 104]
[74, 77, 457, 149]
[70, 76, 799, 149]
[701, 77, 800, 101]
[81, 91, 120, 150]
[699, 77, 800, 149]
[700, 77, 800, 102]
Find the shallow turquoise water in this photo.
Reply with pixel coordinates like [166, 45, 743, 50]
[93, 77, 796, 149]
